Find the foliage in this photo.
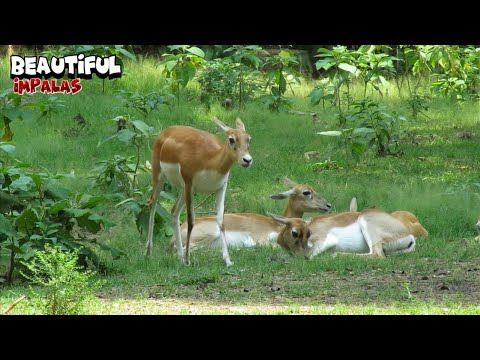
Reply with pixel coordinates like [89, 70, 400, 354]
[318, 99, 407, 161]
[308, 78, 336, 110]
[313, 46, 358, 111]
[94, 116, 174, 240]
[355, 45, 398, 98]
[21, 245, 100, 315]
[0, 89, 34, 141]
[223, 45, 268, 109]
[259, 49, 301, 112]
[197, 58, 237, 107]
[116, 185, 175, 238]
[161, 45, 206, 105]
[32, 96, 66, 123]
[96, 115, 154, 191]
[0, 144, 123, 286]
[114, 89, 175, 119]
[404, 93, 431, 119]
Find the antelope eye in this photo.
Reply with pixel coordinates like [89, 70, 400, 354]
[302, 191, 311, 196]
[291, 229, 299, 238]
[229, 137, 235, 145]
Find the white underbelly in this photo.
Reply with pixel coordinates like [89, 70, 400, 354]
[331, 222, 370, 253]
[192, 169, 229, 193]
[159, 162, 229, 192]
[205, 231, 257, 249]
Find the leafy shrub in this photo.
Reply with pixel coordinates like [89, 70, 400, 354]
[318, 99, 407, 161]
[1, 143, 123, 285]
[21, 245, 100, 315]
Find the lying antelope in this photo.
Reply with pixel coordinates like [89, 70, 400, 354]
[169, 177, 332, 250]
[270, 207, 428, 259]
[146, 117, 252, 266]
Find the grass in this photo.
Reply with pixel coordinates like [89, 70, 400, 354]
[1, 55, 480, 314]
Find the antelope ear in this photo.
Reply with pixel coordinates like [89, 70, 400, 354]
[349, 197, 358, 212]
[213, 117, 230, 132]
[270, 188, 295, 200]
[283, 177, 298, 189]
[235, 117, 246, 131]
[267, 212, 290, 225]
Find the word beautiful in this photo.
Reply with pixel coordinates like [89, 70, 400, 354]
[10, 54, 122, 95]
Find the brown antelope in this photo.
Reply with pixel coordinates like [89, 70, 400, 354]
[146, 117, 252, 266]
[270, 207, 428, 259]
[169, 177, 332, 250]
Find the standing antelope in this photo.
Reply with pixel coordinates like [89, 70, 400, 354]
[146, 117, 252, 266]
[169, 177, 332, 250]
[270, 207, 428, 259]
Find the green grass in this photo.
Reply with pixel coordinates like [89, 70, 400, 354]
[2, 56, 480, 314]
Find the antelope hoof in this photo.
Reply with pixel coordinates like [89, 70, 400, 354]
[144, 247, 152, 257]
[225, 259, 234, 267]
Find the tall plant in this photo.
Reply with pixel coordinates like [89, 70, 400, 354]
[313, 46, 358, 111]
[260, 49, 301, 112]
[356, 45, 398, 98]
[223, 45, 268, 109]
[161, 45, 206, 106]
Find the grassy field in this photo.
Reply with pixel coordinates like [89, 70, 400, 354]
[1, 56, 480, 315]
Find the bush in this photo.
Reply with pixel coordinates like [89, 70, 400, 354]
[21, 245, 100, 315]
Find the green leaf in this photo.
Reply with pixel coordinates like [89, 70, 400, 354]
[177, 62, 196, 88]
[44, 179, 72, 200]
[0, 213, 16, 238]
[97, 133, 118, 147]
[352, 127, 375, 136]
[351, 142, 367, 155]
[0, 191, 23, 213]
[131, 120, 154, 137]
[156, 204, 172, 221]
[379, 75, 390, 88]
[315, 59, 334, 71]
[48, 199, 70, 215]
[165, 60, 177, 73]
[159, 191, 176, 202]
[96, 241, 127, 260]
[3, 108, 21, 122]
[27, 173, 44, 190]
[338, 63, 357, 74]
[317, 131, 343, 136]
[308, 88, 324, 105]
[0, 143, 16, 155]
[64, 208, 90, 218]
[316, 48, 333, 55]
[75, 45, 95, 53]
[10, 175, 34, 191]
[79, 195, 109, 209]
[186, 46, 205, 58]
[116, 47, 137, 61]
[15, 208, 39, 233]
[117, 129, 136, 143]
